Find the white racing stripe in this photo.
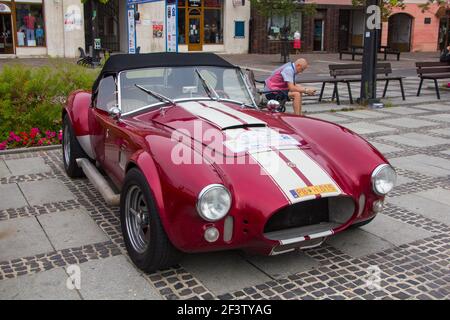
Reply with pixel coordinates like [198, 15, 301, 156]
[178, 101, 243, 129]
[249, 149, 315, 203]
[280, 148, 342, 198]
[201, 100, 266, 126]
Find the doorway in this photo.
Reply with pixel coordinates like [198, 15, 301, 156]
[313, 19, 324, 51]
[188, 8, 202, 51]
[0, 3, 14, 54]
[388, 13, 413, 52]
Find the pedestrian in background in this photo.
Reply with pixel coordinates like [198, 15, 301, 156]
[294, 31, 301, 54]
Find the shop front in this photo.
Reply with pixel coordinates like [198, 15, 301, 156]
[0, 0, 46, 55]
[125, 0, 250, 54]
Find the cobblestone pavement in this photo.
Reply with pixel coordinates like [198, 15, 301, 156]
[1, 100, 449, 300]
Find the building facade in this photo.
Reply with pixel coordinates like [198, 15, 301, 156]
[250, 0, 447, 54]
[0, 0, 250, 58]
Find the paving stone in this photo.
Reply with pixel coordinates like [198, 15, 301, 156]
[341, 122, 396, 135]
[326, 229, 393, 258]
[308, 113, 348, 123]
[37, 209, 108, 251]
[377, 118, 436, 128]
[420, 114, 450, 123]
[182, 251, 271, 295]
[441, 149, 450, 156]
[429, 129, 450, 137]
[243, 251, 319, 279]
[19, 179, 75, 206]
[414, 104, 450, 112]
[4, 158, 51, 176]
[380, 107, 428, 115]
[379, 133, 449, 148]
[361, 214, 435, 246]
[0, 217, 53, 262]
[0, 268, 80, 300]
[389, 154, 450, 177]
[0, 184, 28, 210]
[336, 110, 385, 119]
[396, 175, 414, 186]
[389, 195, 450, 226]
[76, 255, 161, 300]
[0, 160, 11, 178]
[369, 142, 402, 154]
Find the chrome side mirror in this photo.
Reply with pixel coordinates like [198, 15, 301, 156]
[267, 100, 280, 112]
[109, 107, 121, 120]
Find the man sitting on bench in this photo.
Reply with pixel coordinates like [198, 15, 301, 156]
[264, 58, 316, 115]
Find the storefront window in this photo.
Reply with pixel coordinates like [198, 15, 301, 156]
[178, 0, 224, 47]
[204, 8, 223, 44]
[15, 0, 45, 47]
[178, 8, 186, 44]
[267, 12, 302, 41]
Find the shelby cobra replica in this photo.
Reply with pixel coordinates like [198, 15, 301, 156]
[63, 53, 396, 272]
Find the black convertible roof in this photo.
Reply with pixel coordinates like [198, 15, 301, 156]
[92, 52, 237, 92]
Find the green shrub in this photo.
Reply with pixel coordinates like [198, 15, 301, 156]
[0, 60, 99, 141]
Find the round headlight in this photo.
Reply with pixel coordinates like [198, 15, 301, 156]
[371, 164, 397, 196]
[197, 184, 232, 222]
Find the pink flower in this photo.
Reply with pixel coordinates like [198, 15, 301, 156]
[30, 128, 40, 139]
[37, 138, 44, 146]
[0, 141, 7, 150]
[58, 130, 63, 141]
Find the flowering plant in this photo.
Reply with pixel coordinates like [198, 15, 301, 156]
[0, 128, 62, 151]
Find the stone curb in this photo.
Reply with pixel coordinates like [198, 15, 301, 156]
[0, 144, 61, 156]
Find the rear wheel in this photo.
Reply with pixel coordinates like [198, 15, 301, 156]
[120, 168, 181, 273]
[62, 114, 87, 178]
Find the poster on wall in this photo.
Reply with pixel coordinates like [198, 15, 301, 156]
[127, 6, 136, 54]
[166, 0, 178, 52]
[64, 5, 83, 32]
[153, 22, 164, 38]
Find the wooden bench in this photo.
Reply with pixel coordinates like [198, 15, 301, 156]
[379, 46, 401, 61]
[416, 61, 450, 100]
[340, 46, 401, 61]
[339, 46, 364, 61]
[319, 63, 405, 105]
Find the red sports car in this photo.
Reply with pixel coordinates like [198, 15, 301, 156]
[63, 53, 396, 272]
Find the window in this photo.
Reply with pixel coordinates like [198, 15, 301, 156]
[178, 8, 186, 44]
[235, 21, 245, 38]
[96, 76, 117, 112]
[267, 12, 302, 41]
[204, 7, 223, 44]
[15, 0, 45, 47]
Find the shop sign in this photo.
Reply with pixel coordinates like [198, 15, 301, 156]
[166, 1, 178, 52]
[128, 7, 136, 54]
[94, 38, 101, 50]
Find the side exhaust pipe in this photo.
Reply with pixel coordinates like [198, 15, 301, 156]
[76, 158, 120, 206]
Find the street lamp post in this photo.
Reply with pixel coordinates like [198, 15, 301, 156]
[359, 0, 380, 106]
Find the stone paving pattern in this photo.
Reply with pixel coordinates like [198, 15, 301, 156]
[0, 53, 449, 300]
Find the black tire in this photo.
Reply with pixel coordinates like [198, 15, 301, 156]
[120, 167, 181, 273]
[62, 114, 87, 178]
[351, 217, 375, 229]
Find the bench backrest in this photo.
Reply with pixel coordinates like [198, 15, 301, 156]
[416, 62, 450, 75]
[329, 63, 392, 77]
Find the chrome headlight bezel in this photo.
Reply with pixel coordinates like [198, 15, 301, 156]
[371, 164, 397, 196]
[196, 184, 232, 222]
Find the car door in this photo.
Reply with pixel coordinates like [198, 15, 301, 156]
[92, 76, 127, 187]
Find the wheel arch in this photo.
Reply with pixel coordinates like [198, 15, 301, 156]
[126, 151, 174, 243]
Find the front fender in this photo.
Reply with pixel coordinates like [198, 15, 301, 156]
[64, 90, 92, 137]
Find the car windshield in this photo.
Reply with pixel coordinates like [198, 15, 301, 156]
[119, 66, 254, 114]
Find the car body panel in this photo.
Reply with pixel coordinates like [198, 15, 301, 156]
[65, 88, 389, 255]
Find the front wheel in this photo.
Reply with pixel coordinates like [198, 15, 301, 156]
[120, 168, 181, 273]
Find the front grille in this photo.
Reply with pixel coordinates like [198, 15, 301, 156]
[264, 198, 329, 234]
[264, 196, 355, 239]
